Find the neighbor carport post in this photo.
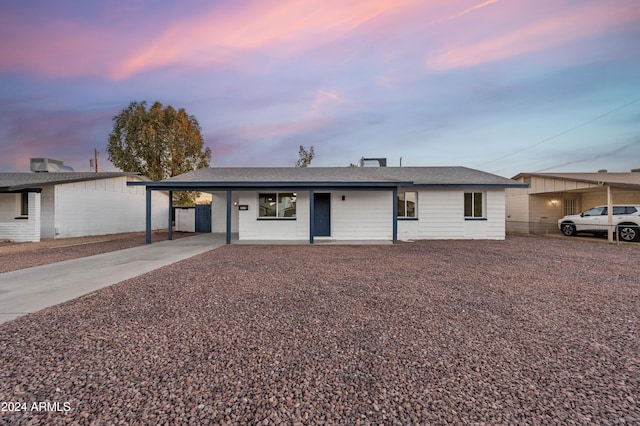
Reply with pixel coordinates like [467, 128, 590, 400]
[392, 187, 398, 243]
[226, 190, 232, 244]
[309, 189, 315, 244]
[146, 187, 152, 244]
[168, 191, 173, 240]
[607, 185, 613, 243]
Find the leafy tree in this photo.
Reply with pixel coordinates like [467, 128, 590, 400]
[295, 145, 314, 168]
[107, 101, 211, 204]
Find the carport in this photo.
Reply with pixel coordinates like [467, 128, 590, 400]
[506, 170, 640, 241]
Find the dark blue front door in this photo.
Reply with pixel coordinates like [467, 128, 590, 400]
[314, 193, 331, 236]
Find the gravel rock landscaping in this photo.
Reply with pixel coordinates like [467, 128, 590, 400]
[0, 236, 638, 424]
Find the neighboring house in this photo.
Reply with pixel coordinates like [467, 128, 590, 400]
[506, 169, 640, 235]
[0, 170, 169, 242]
[141, 166, 526, 244]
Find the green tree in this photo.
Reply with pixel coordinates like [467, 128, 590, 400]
[295, 145, 314, 168]
[107, 101, 211, 204]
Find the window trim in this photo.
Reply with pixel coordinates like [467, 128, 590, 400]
[20, 192, 29, 217]
[464, 191, 486, 219]
[397, 191, 417, 219]
[257, 192, 297, 219]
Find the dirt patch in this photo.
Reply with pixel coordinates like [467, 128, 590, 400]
[0, 236, 638, 424]
[0, 231, 198, 273]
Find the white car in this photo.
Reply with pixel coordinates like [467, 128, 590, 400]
[558, 205, 640, 242]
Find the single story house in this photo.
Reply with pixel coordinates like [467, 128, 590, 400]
[0, 170, 169, 242]
[139, 166, 527, 244]
[505, 169, 640, 235]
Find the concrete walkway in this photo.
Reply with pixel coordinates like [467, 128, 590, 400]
[0, 233, 225, 324]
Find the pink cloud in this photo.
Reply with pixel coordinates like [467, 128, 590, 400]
[236, 116, 333, 140]
[426, 1, 640, 71]
[0, 7, 162, 80]
[0, 0, 421, 80]
[113, 0, 420, 79]
[2, 0, 637, 81]
[0, 109, 111, 171]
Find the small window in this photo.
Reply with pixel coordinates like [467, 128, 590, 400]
[563, 199, 578, 216]
[464, 192, 484, 218]
[21, 192, 29, 216]
[397, 191, 417, 218]
[258, 192, 296, 218]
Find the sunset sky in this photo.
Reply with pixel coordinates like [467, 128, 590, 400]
[1, 0, 639, 178]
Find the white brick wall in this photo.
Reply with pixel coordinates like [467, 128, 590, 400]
[51, 177, 169, 238]
[417, 189, 506, 240]
[330, 191, 392, 240]
[175, 208, 196, 232]
[237, 191, 301, 240]
[211, 192, 239, 233]
[40, 186, 56, 238]
[418, 190, 466, 239]
[237, 190, 393, 241]
[0, 193, 18, 220]
[231, 188, 508, 241]
[0, 192, 41, 242]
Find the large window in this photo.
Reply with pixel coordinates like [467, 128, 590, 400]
[464, 192, 485, 218]
[397, 191, 417, 218]
[258, 193, 297, 218]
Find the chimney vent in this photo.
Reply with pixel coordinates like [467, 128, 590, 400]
[359, 157, 387, 167]
[30, 158, 75, 173]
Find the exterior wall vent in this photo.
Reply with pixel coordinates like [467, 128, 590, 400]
[30, 158, 75, 173]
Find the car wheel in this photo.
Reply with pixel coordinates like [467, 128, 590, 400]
[617, 224, 640, 242]
[560, 223, 576, 237]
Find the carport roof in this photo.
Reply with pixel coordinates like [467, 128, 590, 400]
[0, 172, 145, 192]
[513, 172, 640, 189]
[144, 166, 526, 189]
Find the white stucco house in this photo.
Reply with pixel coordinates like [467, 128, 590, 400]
[0, 170, 169, 242]
[141, 166, 526, 244]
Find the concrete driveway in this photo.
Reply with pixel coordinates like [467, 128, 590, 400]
[0, 233, 225, 324]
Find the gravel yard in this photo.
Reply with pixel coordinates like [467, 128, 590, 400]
[0, 231, 195, 273]
[0, 236, 638, 424]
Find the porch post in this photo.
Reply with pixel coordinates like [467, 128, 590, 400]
[146, 188, 152, 244]
[168, 191, 173, 240]
[309, 189, 315, 244]
[226, 190, 232, 244]
[607, 185, 613, 242]
[392, 187, 398, 243]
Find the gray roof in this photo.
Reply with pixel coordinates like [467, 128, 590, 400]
[156, 166, 525, 188]
[513, 172, 640, 189]
[0, 172, 145, 192]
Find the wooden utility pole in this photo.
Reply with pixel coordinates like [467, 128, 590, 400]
[94, 149, 99, 173]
